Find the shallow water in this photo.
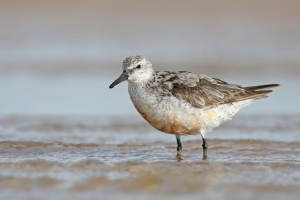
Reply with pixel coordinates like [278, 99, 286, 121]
[0, 74, 299, 116]
[1, 1, 300, 199]
[0, 115, 299, 200]
[0, 73, 298, 200]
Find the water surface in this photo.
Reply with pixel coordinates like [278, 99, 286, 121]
[0, 115, 299, 200]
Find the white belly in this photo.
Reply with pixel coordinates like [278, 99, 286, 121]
[128, 83, 252, 135]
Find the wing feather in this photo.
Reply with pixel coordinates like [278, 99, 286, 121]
[152, 71, 278, 108]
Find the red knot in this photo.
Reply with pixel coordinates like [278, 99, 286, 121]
[109, 55, 279, 160]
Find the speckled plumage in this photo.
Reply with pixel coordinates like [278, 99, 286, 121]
[109, 55, 279, 158]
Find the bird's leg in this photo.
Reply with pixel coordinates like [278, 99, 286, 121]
[201, 135, 208, 160]
[176, 135, 182, 155]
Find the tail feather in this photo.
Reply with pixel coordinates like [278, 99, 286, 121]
[242, 84, 280, 91]
[226, 84, 279, 103]
[227, 92, 269, 103]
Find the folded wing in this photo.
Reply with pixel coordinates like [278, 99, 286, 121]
[155, 71, 279, 108]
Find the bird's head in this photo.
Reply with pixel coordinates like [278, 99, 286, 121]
[109, 55, 154, 88]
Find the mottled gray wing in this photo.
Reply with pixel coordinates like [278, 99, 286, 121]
[155, 71, 271, 108]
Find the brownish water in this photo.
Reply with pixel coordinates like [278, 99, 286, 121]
[0, 115, 299, 200]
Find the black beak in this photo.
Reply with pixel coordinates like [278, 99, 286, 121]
[109, 70, 129, 89]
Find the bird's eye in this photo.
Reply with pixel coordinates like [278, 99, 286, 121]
[136, 65, 141, 69]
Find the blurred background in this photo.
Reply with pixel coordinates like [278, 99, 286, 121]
[0, 1, 300, 200]
[0, 0, 299, 116]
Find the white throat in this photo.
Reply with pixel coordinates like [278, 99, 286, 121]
[127, 69, 154, 84]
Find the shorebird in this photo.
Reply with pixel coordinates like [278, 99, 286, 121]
[109, 55, 279, 159]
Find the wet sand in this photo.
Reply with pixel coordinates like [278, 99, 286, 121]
[0, 115, 299, 200]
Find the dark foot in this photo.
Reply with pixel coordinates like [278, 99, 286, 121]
[176, 153, 183, 162]
[202, 138, 208, 160]
[176, 135, 182, 155]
